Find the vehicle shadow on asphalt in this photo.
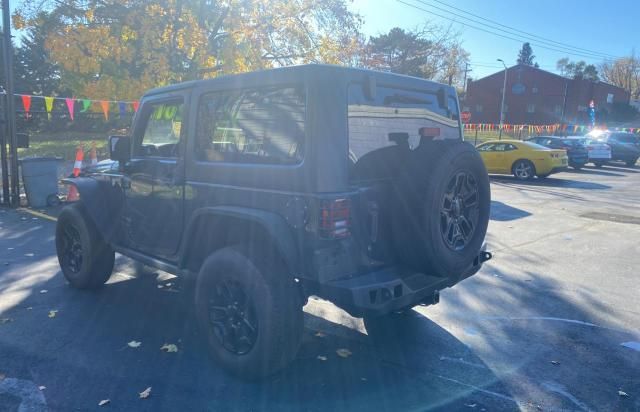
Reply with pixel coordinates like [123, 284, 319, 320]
[1, 214, 638, 411]
[0, 253, 518, 412]
[490, 175, 611, 191]
[490, 200, 532, 222]
[570, 167, 626, 177]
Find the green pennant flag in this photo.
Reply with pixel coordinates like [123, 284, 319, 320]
[80, 99, 92, 112]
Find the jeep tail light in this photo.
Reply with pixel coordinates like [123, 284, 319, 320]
[319, 198, 351, 239]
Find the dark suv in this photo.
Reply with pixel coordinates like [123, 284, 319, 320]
[589, 131, 640, 166]
[55, 65, 491, 379]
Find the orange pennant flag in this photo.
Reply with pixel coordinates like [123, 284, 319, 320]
[100, 100, 110, 120]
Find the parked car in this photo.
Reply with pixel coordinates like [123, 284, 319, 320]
[55, 65, 492, 379]
[587, 131, 640, 166]
[526, 136, 588, 169]
[476, 139, 568, 180]
[564, 136, 611, 167]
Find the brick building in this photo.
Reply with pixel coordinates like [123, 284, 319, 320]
[464, 64, 630, 125]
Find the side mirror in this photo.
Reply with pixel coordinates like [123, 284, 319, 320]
[109, 135, 131, 163]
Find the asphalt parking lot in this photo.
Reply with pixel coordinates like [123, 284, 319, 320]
[1, 163, 639, 412]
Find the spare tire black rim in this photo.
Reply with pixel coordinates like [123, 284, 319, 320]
[61, 225, 83, 273]
[441, 171, 479, 251]
[208, 280, 258, 355]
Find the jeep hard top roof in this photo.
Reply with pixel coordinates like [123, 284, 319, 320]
[143, 64, 458, 99]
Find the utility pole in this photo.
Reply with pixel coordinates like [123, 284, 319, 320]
[497, 59, 508, 140]
[1, 0, 19, 206]
[560, 81, 569, 135]
[462, 62, 471, 96]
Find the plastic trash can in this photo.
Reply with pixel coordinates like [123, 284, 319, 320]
[20, 157, 62, 207]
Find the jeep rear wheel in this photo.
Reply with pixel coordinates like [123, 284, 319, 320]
[195, 246, 303, 380]
[391, 142, 490, 277]
[55, 203, 115, 289]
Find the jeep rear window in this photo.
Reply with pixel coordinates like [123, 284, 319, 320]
[348, 84, 461, 160]
[196, 86, 305, 165]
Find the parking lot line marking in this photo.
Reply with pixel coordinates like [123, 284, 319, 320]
[17, 208, 57, 222]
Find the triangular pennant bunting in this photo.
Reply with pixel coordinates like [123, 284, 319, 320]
[81, 99, 92, 112]
[21, 95, 31, 117]
[100, 100, 110, 120]
[44, 96, 54, 120]
[65, 98, 75, 120]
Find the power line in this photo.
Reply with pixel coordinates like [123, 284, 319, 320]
[396, 0, 620, 62]
[426, 0, 619, 59]
[409, 0, 619, 60]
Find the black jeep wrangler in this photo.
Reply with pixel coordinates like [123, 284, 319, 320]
[56, 65, 491, 379]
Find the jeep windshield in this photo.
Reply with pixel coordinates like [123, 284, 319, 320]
[347, 84, 461, 164]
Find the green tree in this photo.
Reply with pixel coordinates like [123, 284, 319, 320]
[13, 12, 61, 95]
[517, 42, 536, 66]
[557, 58, 599, 81]
[363, 24, 469, 85]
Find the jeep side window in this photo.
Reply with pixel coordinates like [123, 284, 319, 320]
[135, 101, 184, 158]
[195, 86, 305, 165]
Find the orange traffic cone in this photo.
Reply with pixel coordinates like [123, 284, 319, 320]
[90, 142, 98, 166]
[67, 144, 84, 202]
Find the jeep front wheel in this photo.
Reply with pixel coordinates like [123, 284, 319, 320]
[55, 203, 115, 289]
[195, 246, 303, 380]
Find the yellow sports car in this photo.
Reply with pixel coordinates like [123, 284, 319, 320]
[476, 140, 568, 180]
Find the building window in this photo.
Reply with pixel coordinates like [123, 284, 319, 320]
[526, 104, 535, 113]
[476, 104, 483, 113]
[554, 105, 562, 115]
[532, 85, 539, 94]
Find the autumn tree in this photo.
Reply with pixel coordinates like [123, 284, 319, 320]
[14, 0, 362, 100]
[362, 24, 469, 86]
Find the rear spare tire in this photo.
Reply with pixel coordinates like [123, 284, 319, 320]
[391, 141, 490, 277]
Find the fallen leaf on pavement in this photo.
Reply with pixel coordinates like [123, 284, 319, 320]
[39, 290, 48, 294]
[160, 343, 178, 353]
[139, 387, 151, 399]
[0, 318, 12, 324]
[98, 399, 110, 406]
[165, 282, 172, 287]
[314, 331, 326, 338]
[465, 403, 477, 408]
[24, 253, 35, 257]
[128, 341, 142, 348]
[336, 348, 352, 358]
[360, 377, 367, 381]
[48, 310, 58, 318]
[550, 360, 560, 365]
[157, 285, 163, 289]
[26, 307, 32, 310]
[317, 355, 327, 361]
[618, 390, 629, 397]
[38, 386, 46, 390]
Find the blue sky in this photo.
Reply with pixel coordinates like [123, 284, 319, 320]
[350, 0, 639, 80]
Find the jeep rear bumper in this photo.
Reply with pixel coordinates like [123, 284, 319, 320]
[312, 249, 492, 318]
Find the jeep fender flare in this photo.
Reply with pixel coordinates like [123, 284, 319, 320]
[179, 206, 300, 274]
[61, 177, 123, 242]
